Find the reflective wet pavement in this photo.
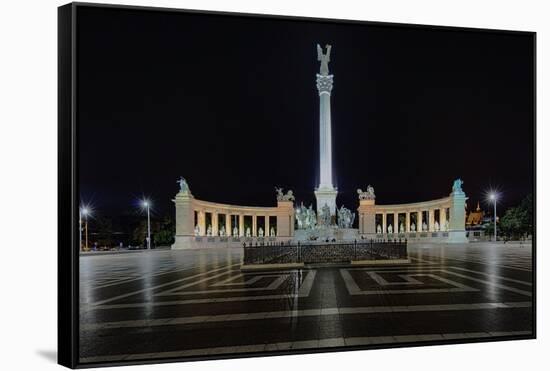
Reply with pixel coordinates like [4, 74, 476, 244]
[79, 242, 533, 364]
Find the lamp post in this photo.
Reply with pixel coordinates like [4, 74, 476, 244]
[489, 193, 498, 242]
[79, 209, 83, 251]
[79, 206, 90, 251]
[142, 199, 151, 250]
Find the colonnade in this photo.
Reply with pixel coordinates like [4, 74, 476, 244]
[172, 188, 295, 249]
[358, 195, 459, 236]
[174, 180, 468, 249]
[375, 207, 449, 233]
[194, 209, 277, 237]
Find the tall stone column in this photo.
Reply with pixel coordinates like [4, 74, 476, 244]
[406, 212, 411, 232]
[314, 44, 338, 216]
[418, 211, 423, 232]
[448, 179, 468, 243]
[394, 212, 399, 233]
[429, 209, 435, 232]
[382, 213, 387, 234]
[265, 216, 270, 237]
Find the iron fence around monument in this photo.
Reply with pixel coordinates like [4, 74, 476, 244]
[242, 243, 299, 265]
[242, 240, 407, 265]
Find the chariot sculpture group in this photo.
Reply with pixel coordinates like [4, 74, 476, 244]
[357, 185, 376, 200]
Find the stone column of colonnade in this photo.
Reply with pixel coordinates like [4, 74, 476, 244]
[252, 215, 257, 237]
[225, 214, 231, 236]
[440, 208, 447, 229]
[405, 212, 411, 232]
[212, 212, 219, 236]
[196, 210, 205, 236]
[265, 216, 270, 237]
[429, 209, 435, 232]
[239, 214, 244, 236]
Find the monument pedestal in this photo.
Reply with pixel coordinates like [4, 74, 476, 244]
[316, 226, 337, 241]
[294, 227, 359, 242]
[276, 200, 295, 237]
[171, 189, 195, 250]
[172, 236, 198, 249]
[336, 228, 360, 241]
[447, 187, 468, 244]
[447, 230, 468, 243]
[315, 187, 338, 216]
[357, 198, 376, 235]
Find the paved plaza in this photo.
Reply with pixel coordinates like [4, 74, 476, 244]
[79, 243, 534, 364]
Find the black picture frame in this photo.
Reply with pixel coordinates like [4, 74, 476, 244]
[58, 2, 536, 368]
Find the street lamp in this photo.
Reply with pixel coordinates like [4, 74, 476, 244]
[79, 206, 91, 251]
[141, 199, 151, 249]
[488, 192, 499, 242]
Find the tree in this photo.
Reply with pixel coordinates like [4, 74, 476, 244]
[95, 217, 113, 247]
[499, 208, 525, 239]
[481, 219, 500, 238]
[519, 194, 533, 234]
[131, 220, 148, 246]
[499, 194, 533, 240]
[153, 217, 175, 246]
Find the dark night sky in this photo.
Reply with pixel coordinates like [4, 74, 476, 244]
[77, 6, 534, 220]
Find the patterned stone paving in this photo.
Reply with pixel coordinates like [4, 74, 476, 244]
[79, 242, 533, 364]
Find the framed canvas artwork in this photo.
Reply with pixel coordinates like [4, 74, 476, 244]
[58, 2, 536, 368]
